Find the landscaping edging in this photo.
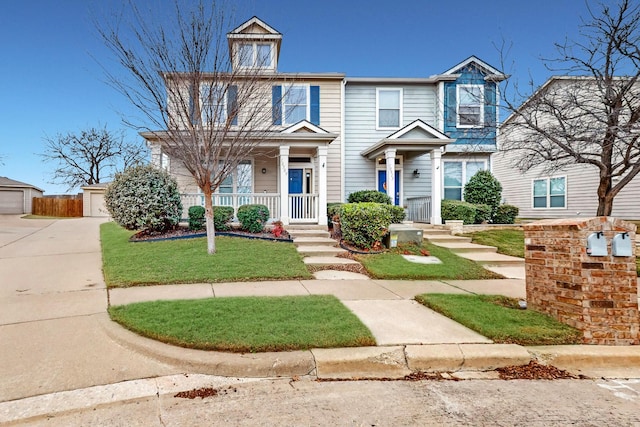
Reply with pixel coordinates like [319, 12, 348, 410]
[129, 231, 293, 243]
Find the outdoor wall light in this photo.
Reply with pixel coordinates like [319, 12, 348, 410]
[413, 169, 420, 178]
[261, 168, 267, 174]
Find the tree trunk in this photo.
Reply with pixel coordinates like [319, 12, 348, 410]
[595, 173, 614, 217]
[202, 186, 216, 254]
[596, 195, 614, 217]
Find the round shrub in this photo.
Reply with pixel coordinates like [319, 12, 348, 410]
[104, 165, 182, 232]
[441, 199, 477, 225]
[463, 170, 502, 210]
[493, 204, 519, 224]
[473, 203, 492, 224]
[347, 190, 391, 204]
[340, 202, 392, 250]
[188, 206, 205, 231]
[237, 204, 269, 233]
[213, 206, 234, 231]
[386, 205, 406, 224]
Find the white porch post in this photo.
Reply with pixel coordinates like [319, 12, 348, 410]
[430, 148, 443, 225]
[384, 148, 397, 205]
[317, 146, 328, 226]
[279, 146, 290, 225]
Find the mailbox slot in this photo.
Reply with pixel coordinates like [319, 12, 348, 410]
[612, 232, 633, 257]
[586, 232, 608, 256]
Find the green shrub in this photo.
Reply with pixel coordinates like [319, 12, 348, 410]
[474, 203, 492, 224]
[463, 170, 502, 211]
[213, 206, 234, 231]
[104, 165, 182, 232]
[493, 204, 519, 224]
[347, 190, 391, 204]
[340, 203, 392, 250]
[386, 205, 406, 224]
[188, 206, 206, 231]
[237, 204, 269, 233]
[327, 202, 344, 226]
[441, 200, 477, 225]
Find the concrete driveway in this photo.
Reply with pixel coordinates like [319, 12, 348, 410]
[0, 216, 180, 402]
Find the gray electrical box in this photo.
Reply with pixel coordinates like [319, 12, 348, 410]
[586, 232, 608, 256]
[612, 232, 633, 257]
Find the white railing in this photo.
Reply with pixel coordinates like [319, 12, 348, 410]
[289, 194, 318, 223]
[406, 196, 432, 223]
[181, 193, 281, 220]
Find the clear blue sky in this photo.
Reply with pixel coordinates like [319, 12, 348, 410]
[0, 0, 601, 195]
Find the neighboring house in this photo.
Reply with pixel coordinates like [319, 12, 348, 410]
[344, 56, 506, 224]
[0, 177, 43, 214]
[144, 17, 343, 226]
[493, 76, 640, 220]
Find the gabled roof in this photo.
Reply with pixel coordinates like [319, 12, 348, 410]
[281, 120, 330, 134]
[0, 176, 43, 192]
[435, 55, 507, 82]
[361, 119, 454, 159]
[227, 16, 282, 60]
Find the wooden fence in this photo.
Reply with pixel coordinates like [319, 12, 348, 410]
[32, 197, 83, 217]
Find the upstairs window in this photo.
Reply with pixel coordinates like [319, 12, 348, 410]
[533, 177, 566, 208]
[284, 85, 308, 125]
[237, 42, 273, 69]
[200, 83, 226, 124]
[457, 84, 484, 128]
[377, 88, 402, 129]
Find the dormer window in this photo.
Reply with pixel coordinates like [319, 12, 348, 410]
[457, 84, 484, 128]
[237, 42, 273, 69]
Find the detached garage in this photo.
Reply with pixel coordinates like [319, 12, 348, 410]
[0, 177, 44, 214]
[82, 183, 110, 217]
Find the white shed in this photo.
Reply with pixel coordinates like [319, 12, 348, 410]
[0, 177, 44, 214]
[81, 183, 110, 217]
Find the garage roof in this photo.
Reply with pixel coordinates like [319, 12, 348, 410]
[0, 177, 43, 192]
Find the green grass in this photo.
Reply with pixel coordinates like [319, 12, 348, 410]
[462, 229, 525, 258]
[109, 295, 376, 352]
[355, 242, 503, 280]
[101, 222, 312, 287]
[416, 294, 582, 346]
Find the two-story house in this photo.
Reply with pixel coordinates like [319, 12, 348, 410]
[343, 56, 506, 225]
[144, 17, 343, 226]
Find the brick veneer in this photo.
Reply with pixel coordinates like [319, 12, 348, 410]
[523, 217, 639, 345]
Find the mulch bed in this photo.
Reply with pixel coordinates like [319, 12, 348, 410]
[129, 225, 291, 242]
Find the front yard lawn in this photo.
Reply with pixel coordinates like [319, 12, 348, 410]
[101, 222, 312, 287]
[356, 242, 503, 280]
[109, 295, 376, 352]
[416, 294, 582, 346]
[462, 229, 525, 258]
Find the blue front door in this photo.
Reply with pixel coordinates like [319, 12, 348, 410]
[378, 170, 400, 205]
[289, 169, 303, 194]
[289, 169, 304, 219]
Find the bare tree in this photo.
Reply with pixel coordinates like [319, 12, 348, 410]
[499, 0, 640, 216]
[41, 126, 147, 191]
[98, 1, 285, 254]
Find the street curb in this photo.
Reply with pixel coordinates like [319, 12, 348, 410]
[527, 345, 640, 370]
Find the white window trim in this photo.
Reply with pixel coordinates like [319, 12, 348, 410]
[201, 159, 255, 195]
[442, 159, 488, 201]
[200, 82, 227, 125]
[282, 84, 310, 125]
[236, 42, 275, 71]
[456, 84, 484, 129]
[531, 176, 567, 209]
[376, 88, 403, 130]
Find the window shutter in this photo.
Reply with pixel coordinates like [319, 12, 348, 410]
[228, 85, 238, 125]
[310, 86, 320, 125]
[445, 85, 456, 128]
[272, 85, 282, 125]
[188, 83, 197, 124]
[484, 83, 495, 127]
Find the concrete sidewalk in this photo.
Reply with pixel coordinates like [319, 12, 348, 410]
[1, 215, 640, 424]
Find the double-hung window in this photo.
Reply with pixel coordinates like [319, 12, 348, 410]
[457, 84, 484, 128]
[377, 88, 402, 129]
[200, 83, 226, 124]
[214, 160, 253, 205]
[533, 177, 566, 208]
[237, 42, 273, 69]
[283, 85, 308, 125]
[443, 160, 486, 200]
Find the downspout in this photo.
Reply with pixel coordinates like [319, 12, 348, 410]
[340, 79, 346, 202]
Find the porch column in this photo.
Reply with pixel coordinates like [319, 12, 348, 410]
[317, 146, 328, 226]
[279, 146, 290, 225]
[385, 148, 397, 205]
[430, 148, 443, 225]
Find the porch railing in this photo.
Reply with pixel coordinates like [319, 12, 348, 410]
[406, 196, 432, 223]
[180, 193, 281, 220]
[289, 194, 318, 223]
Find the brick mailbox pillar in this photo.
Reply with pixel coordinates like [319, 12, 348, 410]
[523, 217, 639, 345]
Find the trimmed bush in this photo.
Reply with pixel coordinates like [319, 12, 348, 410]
[463, 170, 502, 211]
[188, 206, 205, 231]
[441, 200, 477, 225]
[104, 165, 182, 232]
[474, 203, 492, 224]
[340, 203, 392, 250]
[237, 204, 269, 233]
[327, 202, 344, 226]
[493, 204, 519, 224]
[213, 206, 234, 231]
[347, 190, 392, 204]
[387, 205, 406, 224]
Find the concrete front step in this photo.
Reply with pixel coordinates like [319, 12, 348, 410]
[303, 256, 360, 266]
[433, 242, 498, 254]
[424, 235, 472, 244]
[288, 229, 331, 239]
[293, 237, 337, 247]
[297, 246, 347, 257]
[456, 251, 525, 267]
